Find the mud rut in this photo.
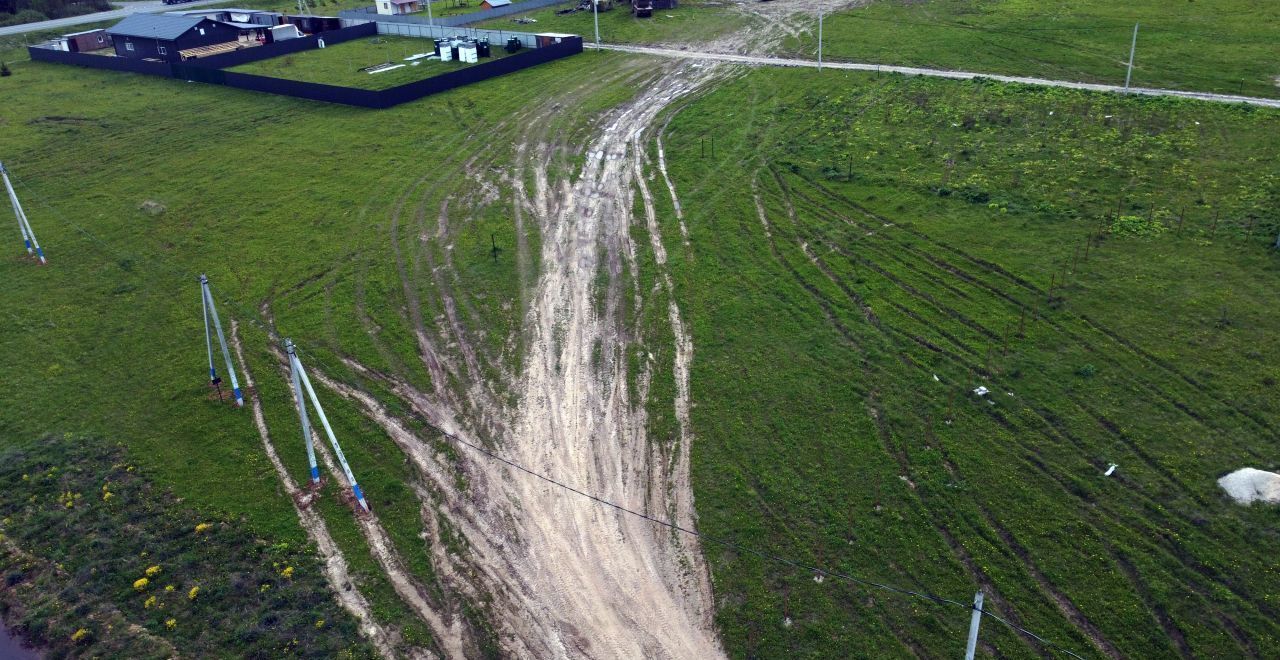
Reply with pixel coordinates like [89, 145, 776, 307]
[233, 3, 871, 657]
[265, 62, 731, 658]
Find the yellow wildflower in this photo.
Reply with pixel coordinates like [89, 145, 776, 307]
[102, 491, 113, 501]
[164, 585, 175, 592]
[194, 522, 212, 534]
[21, 474, 28, 481]
[188, 586, 200, 600]
[165, 619, 177, 630]
[259, 583, 271, 592]
[145, 565, 161, 577]
[314, 619, 325, 629]
[280, 566, 294, 579]
[144, 595, 157, 609]
[71, 628, 89, 643]
[133, 577, 149, 590]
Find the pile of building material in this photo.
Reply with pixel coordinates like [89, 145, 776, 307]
[1218, 468, 1280, 505]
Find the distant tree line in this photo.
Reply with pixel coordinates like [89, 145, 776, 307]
[0, 0, 112, 27]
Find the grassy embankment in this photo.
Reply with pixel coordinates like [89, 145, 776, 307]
[786, 0, 1280, 98]
[0, 46, 643, 654]
[651, 67, 1280, 657]
[229, 35, 514, 90]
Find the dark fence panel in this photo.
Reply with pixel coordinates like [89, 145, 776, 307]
[376, 36, 582, 107]
[28, 33, 583, 109]
[210, 70, 385, 108]
[28, 47, 174, 77]
[185, 22, 377, 69]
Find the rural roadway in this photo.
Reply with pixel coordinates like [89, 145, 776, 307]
[591, 43, 1280, 109]
[0, 0, 230, 38]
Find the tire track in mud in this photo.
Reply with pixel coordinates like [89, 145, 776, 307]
[798, 177, 1279, 449]
[755, 174, 1083, 658]
[227, 321, 400, 660]
[775, 177, 1250, 499]
[755, 170, 1276, 657]
[320, 60, 729, 658]
[783, 203, 1274, 619]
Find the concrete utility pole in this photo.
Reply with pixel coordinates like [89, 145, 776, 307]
[593, 0, 601, 49]
[426, 0, 433, 26]
[817, 11, 823, 71]
[286, 339, 322, 486]
[964, 590, 985, 660]
[287, 338, 371, 512]
[1, 161, 45, 264]
[199, 274, 244, 407]
[1124, 23, 1138, 92]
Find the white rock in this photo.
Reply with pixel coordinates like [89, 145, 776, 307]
[1218, 468, 1280, 505]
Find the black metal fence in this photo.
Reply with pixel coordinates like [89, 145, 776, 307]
[28, 29, 583, 109]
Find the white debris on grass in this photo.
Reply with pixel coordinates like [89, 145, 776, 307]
[1218, 468, 1280, 505]
[1104, 463, 1117, 477]
[973, 386, 990, 396]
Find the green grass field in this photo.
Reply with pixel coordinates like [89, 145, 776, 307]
[0, 47, 633, 656]
[788, 0, 1280, 98]
[655, 67, 1280, 657]
[2, 6, 1280, 657]
[229, 35, 513, 90]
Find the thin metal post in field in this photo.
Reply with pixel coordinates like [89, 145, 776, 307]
[964, 591, 985, 660]
[817, 11, 823, 71]
[1124, 23, 1139, 92]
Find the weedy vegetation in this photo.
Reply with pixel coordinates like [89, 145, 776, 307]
[0, 435, 373, 659]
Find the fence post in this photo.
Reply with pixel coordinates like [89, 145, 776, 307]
[964, 590, 984, 660]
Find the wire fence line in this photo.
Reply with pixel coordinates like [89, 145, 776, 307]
[6, 166, 1091, 659]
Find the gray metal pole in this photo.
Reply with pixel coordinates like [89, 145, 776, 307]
[2, 163, 43, 263]
[593, 0, 600, 49]
[286, 340, 321, 486]
[965, 590, 984, 660]
[201, 280, 244, 406]
[817, 11, 823, 71]
[1, 164, 31, 254]
[292, 349, 370, 512]
[200, 275, 215, 383]
[427, 0, 433, 26]
[1124, 23, 1138, 92]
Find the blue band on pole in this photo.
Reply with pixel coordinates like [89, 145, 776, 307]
[35, 247, 44, 259]
[352, 484, 364, 501]
[24, 239, 31, 249]
[210, 367, 217, 379]
[233, 387, 243, 401]
[310, 466, 321, 481]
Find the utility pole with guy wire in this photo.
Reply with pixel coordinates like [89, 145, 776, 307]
[286, 338, 370, 513]
[2, 161, 45, 264]
[199, 274, 244, 407]
[965, 590, 985, 660]
[286, 339, 322, 487]
[1124, 23, 1139, 92]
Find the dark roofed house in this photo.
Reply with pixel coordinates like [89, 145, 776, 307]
[106, 14, 242, 62]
